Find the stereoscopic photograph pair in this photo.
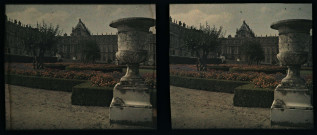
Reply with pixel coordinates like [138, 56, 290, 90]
[4, 3, 313, 131]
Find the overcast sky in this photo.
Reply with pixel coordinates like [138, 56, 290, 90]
[6, 4, 155, 35]
[170, 4, 312, 37]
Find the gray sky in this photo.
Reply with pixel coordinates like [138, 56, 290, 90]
[170, 4, 312, 37]
[6, 4, 156, 35]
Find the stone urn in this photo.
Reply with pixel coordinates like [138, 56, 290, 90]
[272, 19, 312, 88]
[109, 17, 155, 126]
[270, 19, 313, 127]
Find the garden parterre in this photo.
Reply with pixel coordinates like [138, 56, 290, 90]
[5, 63, 156, 88]
[170, 64, 312, 89]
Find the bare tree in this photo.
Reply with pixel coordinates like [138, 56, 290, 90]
[183, 23, 224, 71]
[23, 21, 61, 69]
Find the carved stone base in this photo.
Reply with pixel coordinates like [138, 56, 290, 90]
[109, 103, 153, 127]
[271, 108, 313, 127]
[109, 83, 153, 127]
[271, 86, 313, 127]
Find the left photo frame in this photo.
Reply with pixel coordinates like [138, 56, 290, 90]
[4, 4, 157, 129]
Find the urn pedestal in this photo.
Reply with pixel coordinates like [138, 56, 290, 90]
[109, 17, 155, 126]
[270, 19, 313, 127]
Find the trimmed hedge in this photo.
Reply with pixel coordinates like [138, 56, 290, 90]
[5, 74, 85, 92]
[44, 63, 66, 70]
[170, 56, 222, 64]
[170, 56, 196, 64]
[207, 66, 230, 71]
[140, 66, 156, 70]
[170, 75, 248, 93]
[229, 68, 287, 74]
[71, 82, 113, 107]
[65, 66, 122, 73]
[71, 82, 157, 107]
[301, 66, 312, 70]
[5, 54, 33, 63]
[5, 54, 58, 63]
[233, 84, 274, 108]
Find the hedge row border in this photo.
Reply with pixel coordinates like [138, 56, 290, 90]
[71, 82, 113, 107]
[233, 84, 274, 108]
[71, 82, 157, 107]
[5, 74, 157, 107]
[170, 75, 275, 108]
[170, 75, 248, 93]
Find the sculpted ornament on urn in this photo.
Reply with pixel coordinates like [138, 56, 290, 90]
[109, 17, 155, 126]
[270, 19, 313, 127]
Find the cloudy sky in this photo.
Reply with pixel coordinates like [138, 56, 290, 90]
[170, 4, 312, 37]
[6, 4, 155, 35]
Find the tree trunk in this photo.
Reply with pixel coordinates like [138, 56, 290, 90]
[36, 50, 45, 69]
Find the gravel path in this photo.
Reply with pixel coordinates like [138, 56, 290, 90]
[5, 84, 152, 129]
[170, 86, 306, 129]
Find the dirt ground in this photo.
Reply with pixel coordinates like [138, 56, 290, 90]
[5, 84, 153, 130]
[4, 84, 310, 130]
[170, 86, 309, 129]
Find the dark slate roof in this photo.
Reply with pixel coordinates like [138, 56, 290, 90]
[74, 18, 91, 35]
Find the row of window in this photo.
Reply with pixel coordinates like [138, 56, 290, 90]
[221, 39, 278, 44]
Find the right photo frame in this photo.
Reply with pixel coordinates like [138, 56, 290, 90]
[169, 3, 313, 129]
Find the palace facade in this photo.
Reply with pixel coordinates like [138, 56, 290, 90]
[5, 16, 156, 65]
[169, 17, 312, 65]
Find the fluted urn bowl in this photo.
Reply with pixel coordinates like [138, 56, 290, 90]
[110, 17, 155, 64]
[110, 17, 155, 83]
[271, 19, 312, 88]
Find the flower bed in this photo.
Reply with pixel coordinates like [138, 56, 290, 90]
[65, 64, 124, 73]
[170, 68, 311, 89]
[229, 66, 287, 74]
[6, 63, 156, 89]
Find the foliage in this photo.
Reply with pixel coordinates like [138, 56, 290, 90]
[240, 40, 265, 65]
[183, 23, 224, 71]
[78, 39, 101, 64]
